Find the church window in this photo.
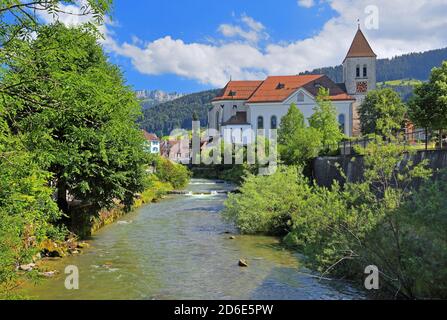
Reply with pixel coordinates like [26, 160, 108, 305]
[363, 65, 368, 77]
[257, 116, 264, 130]
[216, 111, 220, 130]
[271, 116, 278, 130]
[356, 65, 360, 78]
[339, 114, 346, 134]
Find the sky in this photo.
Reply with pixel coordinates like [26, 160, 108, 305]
[39, 0, 447, 93]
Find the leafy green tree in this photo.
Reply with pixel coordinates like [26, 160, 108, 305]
[278, 103, 305, 145]
[409, 61, 447, 147]
[358, 88, 407, 137]
[278, 104, 322, 165]
[309, 88, 345, 152]
[3, 24, 148, 215]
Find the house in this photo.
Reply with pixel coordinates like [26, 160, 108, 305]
[161, 138, 190, 164]
[208, 26, 377, 143]
[142, 130, 161, 154]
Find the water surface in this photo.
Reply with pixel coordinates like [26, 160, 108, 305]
[23, 179, 364, 300]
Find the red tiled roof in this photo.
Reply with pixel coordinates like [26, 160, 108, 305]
[344, 28, 376, 61]
[142, 130, 159, 141]
[246, 75, 355, 103]
[212, 80, 263, 101]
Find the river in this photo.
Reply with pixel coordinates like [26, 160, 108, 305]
[23, 179, 364, 300]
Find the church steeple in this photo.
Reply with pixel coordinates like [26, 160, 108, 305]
[342, 26, 377, 98]
[344, 27, 377, 62]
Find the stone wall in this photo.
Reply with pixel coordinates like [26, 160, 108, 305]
[312, 150, 447, 188]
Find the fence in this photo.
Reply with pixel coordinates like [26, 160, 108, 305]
[338, 128, 447, 156]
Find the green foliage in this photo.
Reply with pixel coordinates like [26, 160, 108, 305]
[3, 24, 148, 213]
[358, 88, 407, 136]
[278, 104, 322, 165]
[0, 132, 65, 298]
[153, 156, 191, 190]
[409, 61, 447, 131]
[309, 88, 345, 152]
[223, 166, 309, 235]
[225, 137, 445, 298]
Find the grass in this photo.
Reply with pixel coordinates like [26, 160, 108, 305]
[377, 78, 423, 87]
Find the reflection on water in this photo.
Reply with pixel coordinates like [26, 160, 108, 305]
[22, 179, 365, 300]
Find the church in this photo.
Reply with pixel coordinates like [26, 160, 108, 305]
[208, 27, 377, 143]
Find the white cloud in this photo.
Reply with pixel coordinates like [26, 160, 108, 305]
[39, 0, 447, 88]
[297, 0, 316, 8]
[218, 14, 268, 44]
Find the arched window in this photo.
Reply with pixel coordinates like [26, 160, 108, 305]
[257, 116, 264, 130]
[297, 92, 305, 102]
[216, 111, 220, 130]
[271, 116, 277, 130]
[356, 65, 360, 78]
[363, 65, 367, 77]
[338, 114, 346, 134]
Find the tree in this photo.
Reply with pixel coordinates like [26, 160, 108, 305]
[409, 61, 447, 148]
[278, 104, 322, 165]
[358, 88, 407, 137]
[3, 24, 148, 217]
[278, 103, 305, 145]
[309, 87, 345, 153]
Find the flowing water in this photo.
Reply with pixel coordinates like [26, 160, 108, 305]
[23, 179, 365, 300]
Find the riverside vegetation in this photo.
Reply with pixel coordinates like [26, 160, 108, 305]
[0, 1, 190, 299]
[224, 64, 447, 299]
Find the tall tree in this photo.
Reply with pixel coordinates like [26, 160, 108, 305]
[409, 61, 447, 148]
[309, 88, 345, 152]
[358, 88, 407, 137]
[3, 24, 148, 216]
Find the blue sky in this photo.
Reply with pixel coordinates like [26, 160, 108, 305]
[42, 0, 447, 94]
[107, 0, 337, 93]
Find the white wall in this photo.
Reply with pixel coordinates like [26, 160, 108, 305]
[247, 91, 353, 136]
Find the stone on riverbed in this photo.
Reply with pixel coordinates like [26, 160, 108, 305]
[229, 236, 236, 240]
[40, 271, 58, 278]
[238, 259, 248, 267]
[19, 263, 36, 272]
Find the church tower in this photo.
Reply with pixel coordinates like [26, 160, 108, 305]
[343, 26, 377, 102]
[343, 26, 377, 135]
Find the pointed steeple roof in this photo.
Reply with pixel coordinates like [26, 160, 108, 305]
[344, 27, 376, 62]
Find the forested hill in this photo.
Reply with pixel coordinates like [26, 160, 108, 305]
[300, 47, 447, 82]
[140, 47, 447, 136]
[140, 89, 220, 137]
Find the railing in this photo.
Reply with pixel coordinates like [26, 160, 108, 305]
[338, 128, 447, 156]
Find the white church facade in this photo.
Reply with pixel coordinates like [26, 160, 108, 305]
[208, 27, 377, 143]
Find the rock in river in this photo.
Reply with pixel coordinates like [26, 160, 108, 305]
[238, 259, 248, 267]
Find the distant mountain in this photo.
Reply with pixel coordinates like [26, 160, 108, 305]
[136, 90, 185, 110]
[301, 47, 447, 83]
[139, 89, 220, 137]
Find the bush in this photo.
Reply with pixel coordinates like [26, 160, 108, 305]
[223, 166, 309, 235]
[153, 156, 191, 190]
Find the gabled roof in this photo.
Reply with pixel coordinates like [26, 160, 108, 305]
[212, 80, 263, 102]
[246, 75, 355, 103]
[142, 130, 159, 142]
[344, 28, 377, 61]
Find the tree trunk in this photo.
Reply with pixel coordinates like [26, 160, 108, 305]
[57, 180, 69, 214]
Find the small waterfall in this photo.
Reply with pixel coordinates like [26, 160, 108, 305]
[210, 191, 218, 196]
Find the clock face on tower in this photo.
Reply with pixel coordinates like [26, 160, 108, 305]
[356, 81, 368, 93]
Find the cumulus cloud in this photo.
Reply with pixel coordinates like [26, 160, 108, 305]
[38, 0, 447, 88]
[297, 0, 316, 8]
[218, 14, 269, 44]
